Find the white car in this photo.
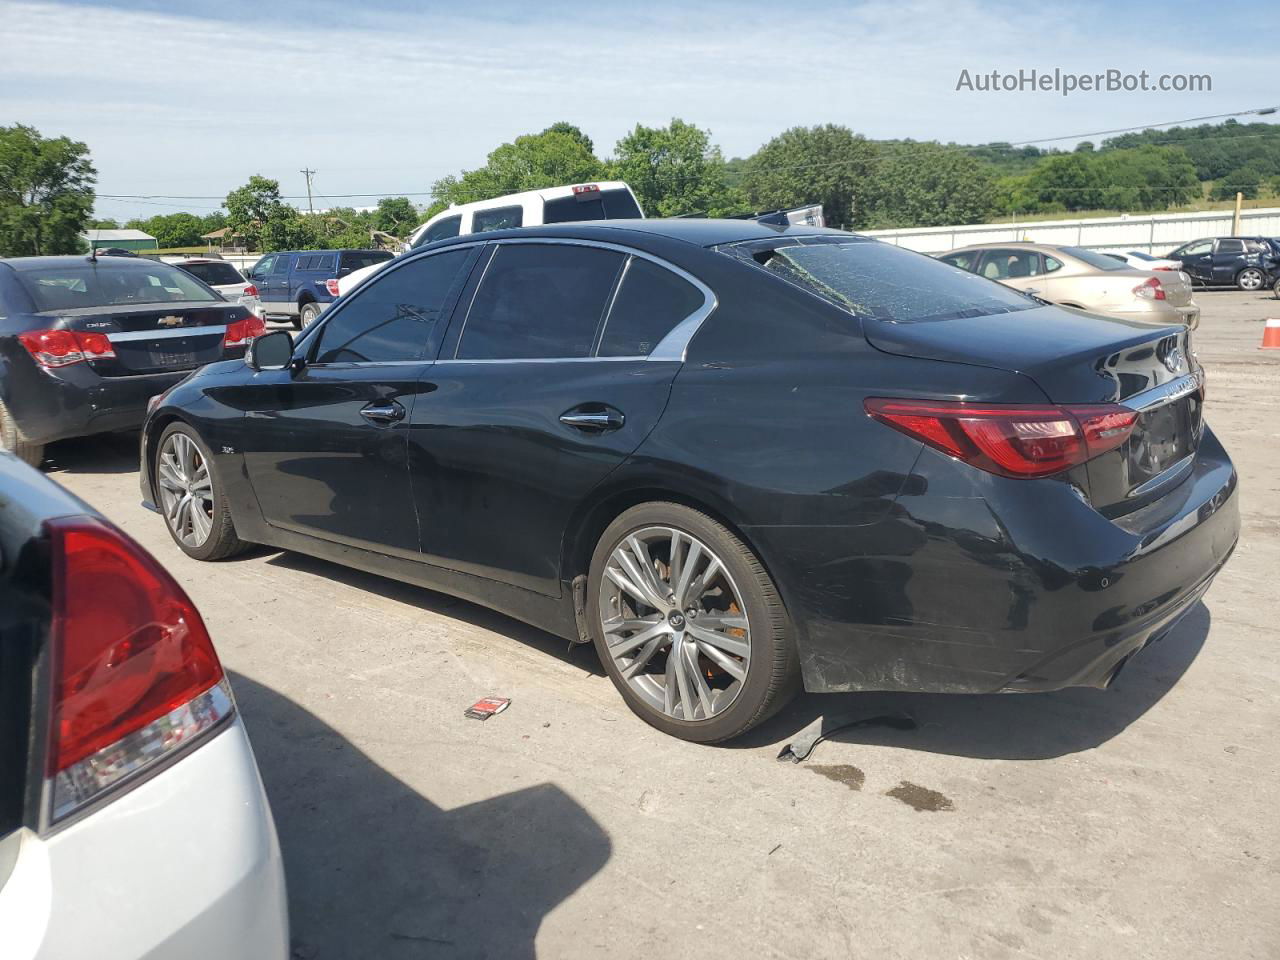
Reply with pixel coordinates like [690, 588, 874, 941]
[337, 180, 644, 295]
[1104, 250, 1185, 274]
[0, 452, 288, 959]
[169, 257, 264, 317]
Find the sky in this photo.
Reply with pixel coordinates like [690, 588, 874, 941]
[1, 0, 1276, 220]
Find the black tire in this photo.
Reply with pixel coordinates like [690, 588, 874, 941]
[1236, 267, 1265, 292]
[587, 502, 799, 743]
[1272, 277, 1280, 299]
[154, 422, 251, 561]
[0, 399, 44, 467]
[298, 301, 322, 330]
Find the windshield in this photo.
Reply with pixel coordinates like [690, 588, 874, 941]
[176, 261, 244, 286]
[720, 236, 1037, 324]
[1058, 246, 1129, 271]
[1127, 251, 1158, 261]
[18, 262, 220, 312]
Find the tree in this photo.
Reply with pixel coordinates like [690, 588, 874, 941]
[1212, 165, 1264, 201]
[740, 125, 877, 229]
[225, 175, 316, 252]
[373, 196, 419, 236]
[1024, 153, 1104, 212]
[542, 122, 594, 156]
[0, 124, 96, 256]
[863, 142, 997, 228]
[432, 129, 605, 208]
[610, 118, 739, 217]
[88, 217, 118, 229]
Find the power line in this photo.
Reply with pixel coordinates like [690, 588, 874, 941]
[1005, 105, 1279, 147]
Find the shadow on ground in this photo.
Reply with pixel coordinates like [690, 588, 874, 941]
[229, 671, 611, 960]
[43, 431, 140, 474]
[736, 603, 1212, 761]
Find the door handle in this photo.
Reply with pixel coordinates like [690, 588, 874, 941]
[360, 401, 405, 424]
[559, 407, 625, 432]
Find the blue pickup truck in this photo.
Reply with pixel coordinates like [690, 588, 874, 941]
[246, 249, 393, 328]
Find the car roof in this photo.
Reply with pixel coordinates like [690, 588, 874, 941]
[0, 255, 183, 272]
[424, 218, 855, 249]
[270, 248, 388, 257]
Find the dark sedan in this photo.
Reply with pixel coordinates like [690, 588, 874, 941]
[139, 220, 1239, 743]
[0, 254, 265, 466]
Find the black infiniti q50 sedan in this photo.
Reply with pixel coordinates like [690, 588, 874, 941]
[138, 219, 1239, 742]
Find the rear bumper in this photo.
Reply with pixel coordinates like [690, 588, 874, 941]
[5, 363, 190, 446]
[3, 718, 288, 960]
[753, 426, 1239, 695]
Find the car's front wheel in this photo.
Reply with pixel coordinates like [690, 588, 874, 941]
[588, 502, 798, 743]
[1236, 267, 1265, 291]
[0, 399, 44, 467]
[154, 423, 249, 561]
[298, 301, 322, 329]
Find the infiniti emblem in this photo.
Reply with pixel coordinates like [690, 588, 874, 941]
[1162, 346, 1183, 374]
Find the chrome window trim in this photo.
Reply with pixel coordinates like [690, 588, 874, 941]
[109, 325, 227, 342]
[1125, 368, 1204, 412]
[451, 237, 717, 363]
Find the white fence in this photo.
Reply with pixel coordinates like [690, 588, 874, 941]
[861, 207, 1280, 256]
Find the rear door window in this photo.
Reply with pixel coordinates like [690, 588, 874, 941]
[313, 249, 472, 364]
[598, 258, 703, 357]
[472, 205, 524, 233]
[1216, 239, 1245, 255]
[979, 249, 1041, 280]
[457, 244, 624, 359]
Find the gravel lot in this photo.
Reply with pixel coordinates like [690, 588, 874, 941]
[43, 289, 1280, 960]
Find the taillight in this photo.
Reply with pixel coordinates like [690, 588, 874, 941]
[223, 313, 266, 348]
[864, 399, 1138, 479]
[45, 517, 232, 823]
[324, 278, 340, 296]
[243, 284, 259, 297]
[1133, 276, 1166, 300]
[19, 329, 115, 367]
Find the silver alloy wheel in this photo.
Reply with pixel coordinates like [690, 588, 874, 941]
[1238, 268, 1264, 291]
[157, 433, 215, 548]
[300, 303, 321, 328]
[599, 526, 751, 722]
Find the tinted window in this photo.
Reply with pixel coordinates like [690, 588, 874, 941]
[458, 244, 624, 359]
[599, 258, 703, 357]
[311, 254, 336, 273]
[939, 251, 979, 272]
[980, 249, 1042, 279]
[1057, 246, 1127, 271]
[1217, 239, 1244, 254]
[472, 206, 523, 233]
[271, 256, 291, 275]
[295, 255, 314, 270]
[177, 261, 244, 286]
[252, 255, 275, 276]
[313, 249, 470, 364]
[417, 216, 461, 247]
[1128, 251, 1158, 261]
[340, 251, 392, 273]
[18, 263, 220, 312]
[721, 237, 1036, 324]
[543, 188, 643, 224]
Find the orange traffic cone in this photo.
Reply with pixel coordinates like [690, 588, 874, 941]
[1262, 319, 1280, 350]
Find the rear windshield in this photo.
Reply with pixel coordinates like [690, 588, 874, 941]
[340, 251, 394, 272]
[1058, 246, 1128, 271]
[18, 262, 219, 312]
[1127, 251, 1158, 261]
[543, 188, 643, 224]
[720, 236, 1036, 324]
[175, 261, 244, 286]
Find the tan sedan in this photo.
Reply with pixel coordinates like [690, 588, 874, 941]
[939, 242, 1199, 328]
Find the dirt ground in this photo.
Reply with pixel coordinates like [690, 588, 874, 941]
[44, 289, 1280, 959]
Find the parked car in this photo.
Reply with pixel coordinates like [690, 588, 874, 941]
[0, 450, 288, 958]
[1162, 236, 1278, 290]
[0, 255, 265, 467]
[246, 249, 393, 329]
[168, 256, 262, 316]
[1103, 250, 1185, 272]
[939, 242, 1199, 327]
[140, 220, 1238, 743]
[336, 181, 644, 296]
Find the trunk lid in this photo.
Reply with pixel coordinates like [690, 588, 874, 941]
[45, 301, 245, 376]
[864, 305, 1204, 513]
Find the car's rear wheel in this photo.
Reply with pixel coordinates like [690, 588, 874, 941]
[0, 400, 44, 467]
[298, 301, 322, 330]
[155, 423, 249, 561]
[1236, 267, 1265, 291]
[587, 502, 798, 743]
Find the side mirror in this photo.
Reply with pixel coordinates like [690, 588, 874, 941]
[247, 330, 295, 371]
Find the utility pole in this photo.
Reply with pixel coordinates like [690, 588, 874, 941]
[300, 168, 316, 215]
[1231, 191, 1243, 235]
